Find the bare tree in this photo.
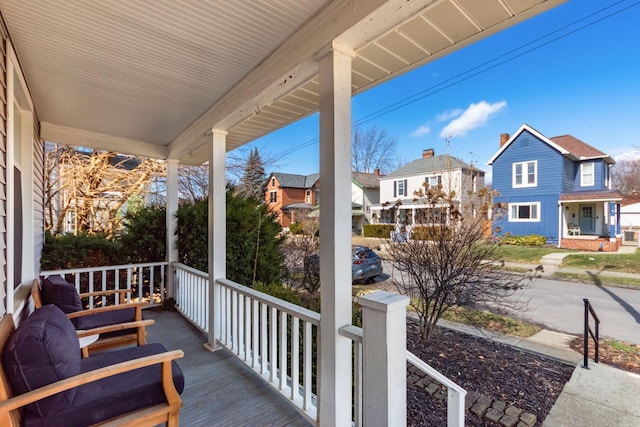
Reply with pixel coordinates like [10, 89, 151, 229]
[178, 164, 209, 202]
[280, 235, 320, 294]
[352, 125, 397, 174]
[612, 156, 640, 195]
[45, 145, 165, 237]
[387, 184, 531, 340]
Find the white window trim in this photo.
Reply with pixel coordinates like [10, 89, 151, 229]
[580, 162, 594, 187]
[512, 160, 537, 188]
[397, 180, 405, 196]
[508, 202, 541, 222]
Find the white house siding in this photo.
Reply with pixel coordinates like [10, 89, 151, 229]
[0, 24, 6, 316]
[380, 169, 465, 203]
[621, 202, 640, 241]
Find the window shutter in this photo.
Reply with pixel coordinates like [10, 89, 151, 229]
[404, 180, 408, 196]
[393, 181, 397, 197]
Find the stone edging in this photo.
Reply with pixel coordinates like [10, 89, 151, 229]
[408, 365, 539, 426]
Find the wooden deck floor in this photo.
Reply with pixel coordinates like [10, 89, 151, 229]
[144, 309, 313, 427]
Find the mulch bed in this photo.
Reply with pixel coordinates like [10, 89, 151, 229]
[406, 322, 574, 426]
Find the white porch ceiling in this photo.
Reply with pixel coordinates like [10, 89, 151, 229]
[0, 0, 565, 165]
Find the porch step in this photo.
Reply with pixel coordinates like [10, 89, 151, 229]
[540, 253, 567, 267]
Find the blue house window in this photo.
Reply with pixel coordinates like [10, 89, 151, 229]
[512, 161, 537, 188]
[581, 162, 594, 186]
[509, 202, 540, 222]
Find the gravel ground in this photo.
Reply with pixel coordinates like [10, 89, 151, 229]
[406, 322, 574, 426]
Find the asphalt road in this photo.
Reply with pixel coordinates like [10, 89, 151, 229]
[379, 261, 640, 344]
[514, 277, 640, 345]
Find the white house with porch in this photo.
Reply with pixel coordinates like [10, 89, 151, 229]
[372, 149, 485, 227]
[0, 1, 566, 425]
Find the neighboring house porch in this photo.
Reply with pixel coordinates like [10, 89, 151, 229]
[559, 192, 622, 251]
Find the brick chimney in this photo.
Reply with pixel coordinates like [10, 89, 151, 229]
[500, 133, 510, 147]
[422, 148, 435, 158]
[374, 167, 380, 176]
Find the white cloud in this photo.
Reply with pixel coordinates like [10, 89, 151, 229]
[614, 150, 640, 161]
[439, 101, 507, 138]
[436, 109, 463, 122]
[411, 125, 431, 137]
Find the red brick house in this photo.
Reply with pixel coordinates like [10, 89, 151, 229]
[265, 172, 319, 228]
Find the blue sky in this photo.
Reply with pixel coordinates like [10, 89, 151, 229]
[231, 0, 640, 183]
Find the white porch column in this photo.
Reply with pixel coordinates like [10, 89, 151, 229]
[165, 159, 179, 299]
[359, 291, 409, 426]
[205, 129, 227, 351]
[317, 40, 355, 427]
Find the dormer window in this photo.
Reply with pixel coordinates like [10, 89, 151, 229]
[512, 161, 537, 188]
[581, 162, 594, 187]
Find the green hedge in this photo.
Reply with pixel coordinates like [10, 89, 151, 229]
[501, 234, 547, 246]
[363, 224, 393, 238]
[176, 192, 284, 286]
[41, 233, 126, 270]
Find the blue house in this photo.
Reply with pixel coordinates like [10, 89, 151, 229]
[488, 124, 623, 251]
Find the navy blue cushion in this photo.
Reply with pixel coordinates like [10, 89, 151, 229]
[75, 307, 136, 331]
[40, 275, 82, 320]
[2, 305, 81, 418]
[22, 343, 185, 427]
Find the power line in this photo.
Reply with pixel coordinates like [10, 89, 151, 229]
[271, 0, 638, 159]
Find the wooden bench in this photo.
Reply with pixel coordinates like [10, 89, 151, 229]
[0, 307, 184, 426]
[32, 278, 154, 357]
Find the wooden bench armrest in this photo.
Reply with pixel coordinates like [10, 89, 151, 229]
[67, 303, 148, 319]
[76, 319, 155, 337]
[0, 350, 184, 415]
[78, 289, 133, 299]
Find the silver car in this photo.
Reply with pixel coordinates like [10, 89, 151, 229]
[352, 245, 383, 283]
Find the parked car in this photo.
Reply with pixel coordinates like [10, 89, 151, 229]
[352, 245, 383, 283]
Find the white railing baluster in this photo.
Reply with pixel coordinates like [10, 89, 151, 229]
[115, 268, 121, 304]
[279, 311, 288, 391]
[303, 320, 312, 412]
[291, 316, 299, 401]
[244, 296, 251, 362]
[137, 266, 143, 303]
[252, 299, 259, 368]
[354, 339, 363, 427]
[89, 273, 95, 309]
[237, 292, 244, 357]
[101, 271, 107, 307]
[228, 288, 233, 347]
[261, 302, 268, 376]
[150, 267, 155, 303]
[270, 306, 277, 383]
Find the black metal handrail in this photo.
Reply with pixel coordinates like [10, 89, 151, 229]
[583, 298, 600, 369]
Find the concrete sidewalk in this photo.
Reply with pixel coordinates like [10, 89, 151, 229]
[543, 363, 640, 426]
[437, 318, 640, 426]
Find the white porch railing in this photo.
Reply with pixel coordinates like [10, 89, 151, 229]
[41, 262, 168, 308]
[171, 263, 320, 423]
[339, 325, 466, 427]
[216, 278, 320, 423]
[338, 324, 364, 426]
[407, 351, 467, 427]
[173, 263, 209, 332]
